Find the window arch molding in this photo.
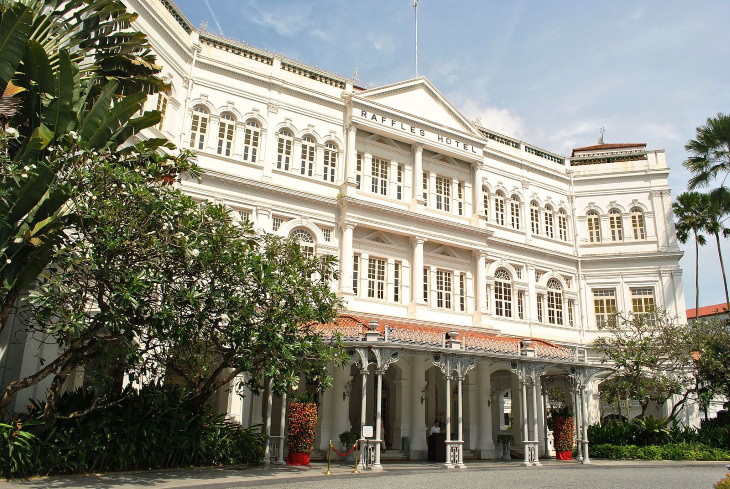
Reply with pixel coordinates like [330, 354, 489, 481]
[213, 106, 243, 121]
[535, 272, 568, 290]
[278, 218, 327, 244]
[486, 261, 524, 283]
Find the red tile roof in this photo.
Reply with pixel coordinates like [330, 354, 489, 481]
[686, 303, 728, 319]
[571, 143, 646, 157]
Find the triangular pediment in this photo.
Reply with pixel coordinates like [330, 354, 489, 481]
[431, 245, 459, 258]
[362, 231, 394, 245]
[357, 78, 481, 137]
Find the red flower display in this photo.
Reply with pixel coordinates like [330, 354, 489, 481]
[553, 414, 575, 452]
[287, 401, 318, 454]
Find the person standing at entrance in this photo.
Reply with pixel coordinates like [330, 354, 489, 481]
[429, 419, 441, 436]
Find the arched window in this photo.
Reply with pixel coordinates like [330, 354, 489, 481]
[587, 210, 601, 242]
[557, 209, 568, 241]
[494, 268, 513, 318]
[494, 191, 506, 226]
[546, 278, 563, 325]
[609, 208, 623, 241]
[217, 113, 235, 156]
[300, 135, 315, 176]
[277, 129, 293, 171]
[291, 228, 315, 257]
[631, 207, 646, 240]
[243, 120, 260, 163]
[189, 105, 209, 150]
[544, 204, 554, 238]
[510, 195, 521, 230]
[530, 201, 540, 235]
[323, 141, 337, 182]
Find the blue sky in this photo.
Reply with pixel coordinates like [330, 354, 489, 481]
[173, 0, 730, 310]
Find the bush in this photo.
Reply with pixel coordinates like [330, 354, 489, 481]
[699, 417, 730, 449]
[590, 442, 730, 461]
[3, 385, 266, 478]
[0, 422, 36, 479]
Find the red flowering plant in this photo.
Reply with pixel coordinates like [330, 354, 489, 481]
[287, 395, 318, 454]
[551, 406, 575, 452]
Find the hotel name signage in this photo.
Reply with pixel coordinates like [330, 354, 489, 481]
[359, 109, 479, 154]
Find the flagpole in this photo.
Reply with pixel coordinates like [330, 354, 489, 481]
[414, 0, 419, 77]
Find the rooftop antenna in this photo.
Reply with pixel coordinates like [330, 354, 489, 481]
[598, 127, 605, 144]
[414, 0, 420, 77]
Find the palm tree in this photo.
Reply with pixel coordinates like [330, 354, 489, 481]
[685, 113, 730, 208]
[704, 201, 730, 307]
[673, 192, 710, 312]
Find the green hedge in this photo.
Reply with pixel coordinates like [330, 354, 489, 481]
[590, 442, 730, 461]
[1, 386, 266, 479]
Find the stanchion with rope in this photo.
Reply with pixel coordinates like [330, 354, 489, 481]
[352, 441, 360, 474]
[324, 440, 333, 475]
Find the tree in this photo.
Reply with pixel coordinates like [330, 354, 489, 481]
[0, 146, 342, 420]
[704, 201, 730, 307]
[594, 310, 696, 423]
[688, 317, 730, 414]
[0, 0, 169, 335]
[673, 192, 710, 311]
[685, 113, 730, 206]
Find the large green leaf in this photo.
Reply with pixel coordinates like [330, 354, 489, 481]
[86, 89, 146, 149]
[78, 79, 116, 144]
[22, 39, 55, 96]
[44, 49, 77, 136]
[0, 4, 31, 85]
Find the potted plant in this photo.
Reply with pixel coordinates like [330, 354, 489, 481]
[551, 406, 575, 460]
[338, 430, 359, 461]
[496, 432, 513, 460]
[286, 394, 318, 465]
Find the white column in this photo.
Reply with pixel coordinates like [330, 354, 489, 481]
[477, 362, 495, 458]
[358, 367, 369, 470]
[412, 145, 424, 202]
[410, 237, 425, 305]
[531, 377, 542, 466]
[574, 386, 583, 461]
[521, 374, 530, 466]
[373, 369, 384, 470]
[339, 221, 356, 294]
[256, 207, 271, 234]
[276, 392, 287, 464]
[263, 378, 273, 462]
[345, 122, 358, 185]
[473, 251, 487, 313]
[332, 367, 351, 440]
[409, 357, 427, 458]
[472, 162, 484, 217]
[581, 385, 591, 464]
[444, 356, 452, 467]
[456, 375, 465, 467]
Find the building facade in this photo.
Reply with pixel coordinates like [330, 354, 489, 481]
[66, 0, 692, 467]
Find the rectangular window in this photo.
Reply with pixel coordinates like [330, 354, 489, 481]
[531, 204, 540, 234]
[353, 254, 360, 295]
[456, 182, 464, 216]
[396, 164, 404, 200]
[323, 144, 337, 182]
[371, 157, 389, 195]
[322, 228, 331, 242]
[243, 121, 260, 163]
[237, 210, 250, 223]
[356, 152, 363, 189]
[517, 291, 525, 319]
[277, 133, 292, 170]
[510, 199, 520, 229]
[422, 172, 429, 203]
[459, 273, 466, 312]
[494, 194, 505, 226]
[436, 176, 451, 212]
[558, 212, 568, 241]
[544, 211, 554, 238]
[631, 287, 655, 323]
[593, 288, 616, 328]
[483, 193, 489, 218]
[547, 290, 563, 324]
[423, 268, 430, 304]
[156, 92, 168, 130]
[568, 300, 574, 327]
[217, 116, 234, 156]
[436, 270, 452, 309]
[272, 217, 284, 231]
[300, 138, 315, 176]
[537, 294, 544, 322]
[367, 258, 386, 299]
[394, 262, 401, 303]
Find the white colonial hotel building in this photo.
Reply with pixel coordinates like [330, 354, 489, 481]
[125, 0, 687, 468]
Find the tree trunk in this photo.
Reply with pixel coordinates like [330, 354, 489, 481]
[714, 232, 730, 307]
[694, 231, 700, 311]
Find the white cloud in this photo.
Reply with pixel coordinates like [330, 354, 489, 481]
[459, 100, 525, 139]
[244, 1, 312, 37]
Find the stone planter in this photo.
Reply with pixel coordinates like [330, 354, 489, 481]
[556, 450, 572, 460]
[286, 452, 311, 465]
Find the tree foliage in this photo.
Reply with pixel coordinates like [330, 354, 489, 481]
[673, 191, 710, 311]
[685, 113, 730, 207]
[594, 310, 696, 422]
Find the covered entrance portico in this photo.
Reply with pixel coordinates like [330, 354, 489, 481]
[313, 315, 605, 469]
